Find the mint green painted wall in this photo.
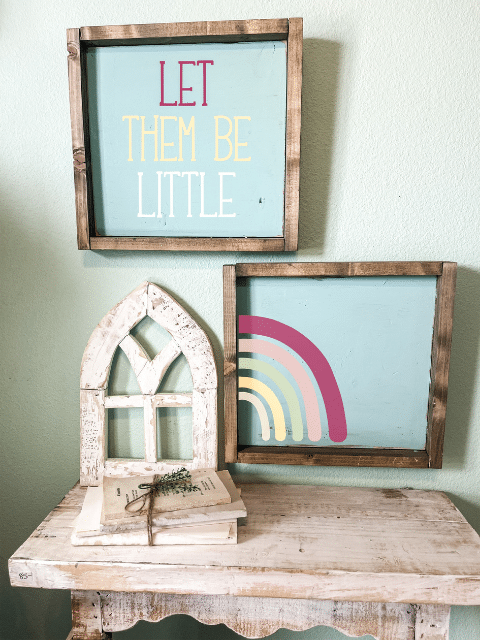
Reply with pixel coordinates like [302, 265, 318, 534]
[1, 1, 479, 638]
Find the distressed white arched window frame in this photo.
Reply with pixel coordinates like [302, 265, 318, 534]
[80, 282, 217, 486]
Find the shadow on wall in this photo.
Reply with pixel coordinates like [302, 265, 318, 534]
[440, 266, 480, 533]
[298, 39, 342, 254]
[448, 493, 480, 536]
[442, 267, 480, 471]
[0, 192, 79, 639]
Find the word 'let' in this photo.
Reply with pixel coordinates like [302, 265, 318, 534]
[160, 60, 214, 107]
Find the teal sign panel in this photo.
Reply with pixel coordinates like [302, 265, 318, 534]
[237, 277, 437, 449]
[86, 42, 287, 237]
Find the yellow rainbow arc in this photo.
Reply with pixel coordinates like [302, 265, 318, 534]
[238, 376, 286, 441]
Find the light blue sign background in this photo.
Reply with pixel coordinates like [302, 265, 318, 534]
[237, 276, 437, 449]
[86, 42, 287, 237]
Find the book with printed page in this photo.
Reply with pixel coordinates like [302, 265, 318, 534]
[101, 468, 231, 524]
[71, 518, 237, 546]
[71, 469, 244, 546]
[74, 470, 245, 538]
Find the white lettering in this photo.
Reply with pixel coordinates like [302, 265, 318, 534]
[156, 171, 162, 217]
[217, 172, 236, 217]
[199, 171, 216, 217]
[137, 172, 155, 217]
[181, 171, 199, 218]
[163, 171, 181, 218]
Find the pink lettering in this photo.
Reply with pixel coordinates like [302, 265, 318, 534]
[197, 60, 214, 106]
[179, 61, 196, 106]
[159, 61, 178, 106]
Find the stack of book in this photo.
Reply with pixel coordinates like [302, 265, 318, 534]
[71, 468, 246, 546]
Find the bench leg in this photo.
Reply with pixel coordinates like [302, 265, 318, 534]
[71, 591, 112, 640]
[415, 605, 450, 639]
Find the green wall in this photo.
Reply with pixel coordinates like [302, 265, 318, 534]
[1, 0, 480, 638]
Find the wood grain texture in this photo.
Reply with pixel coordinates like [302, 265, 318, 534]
[147, 283, 217, 391]
[426, 262, 457, 468]
[119, 335, 182, 395]
[223, 266, 238, 462]
[104, 394, 192, 408]
[191, 387, 218, 469]
[9, 483, 480, 606]
[235, 261, 444, 277]
[71, 591, 111, 639]
[284, 18, 303, 251]
[80, 281, 148, 390]
[153, 393, 192, 407]
[66, 29, 90, 250]
[143, 395, 157, 463]
[89, 237, 285, 252]
[80, 19, 289, 44]
[236, 446, 430, 468]
[414, 605, 450, 640]
[103, 460, 209, 477]
[80, 389, 105, 486]
[100, 592, 419, 639]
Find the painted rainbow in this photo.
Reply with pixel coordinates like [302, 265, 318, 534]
[238, 315, 347, 443]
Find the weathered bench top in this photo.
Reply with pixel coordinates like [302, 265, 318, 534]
[9, 482, 480, 606]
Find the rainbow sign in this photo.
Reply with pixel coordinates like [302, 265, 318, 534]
[238, 315, 347, 443]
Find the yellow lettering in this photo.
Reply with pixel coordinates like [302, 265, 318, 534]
[122, 115, 139, 161]
[214, 116, 233, 161]
[160, 116, 177, 161]
[179, 117, 195, 162]
[234, 116, 251, 161]
[140, 115, 159, 162]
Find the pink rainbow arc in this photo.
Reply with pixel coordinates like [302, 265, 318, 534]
[239, 338, 322, 441]
[238, 315, 347, 443]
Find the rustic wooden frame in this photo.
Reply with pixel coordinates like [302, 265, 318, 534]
[224, 261, 457, 468]
[80, 281, 218, 486]
[66, 18, 302, 252]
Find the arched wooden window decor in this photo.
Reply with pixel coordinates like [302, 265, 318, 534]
[80, 282, 217, 486]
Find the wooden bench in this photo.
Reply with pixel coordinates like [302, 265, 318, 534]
[9, 481, 480, 639]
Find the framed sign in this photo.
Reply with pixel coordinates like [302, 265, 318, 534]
[224, 262, 457, 468]
[67, 19, 302, 251]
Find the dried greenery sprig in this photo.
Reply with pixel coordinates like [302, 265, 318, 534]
[125, 467, 200, 545]
[138, 467, 201, 497]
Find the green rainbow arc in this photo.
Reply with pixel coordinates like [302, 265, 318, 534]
[238, 356, 304, 441]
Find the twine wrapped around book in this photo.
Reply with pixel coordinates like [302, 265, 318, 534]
[125, 468, 200, 545]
